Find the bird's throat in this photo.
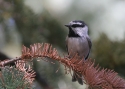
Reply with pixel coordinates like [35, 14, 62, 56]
[68, 27, 80, 37]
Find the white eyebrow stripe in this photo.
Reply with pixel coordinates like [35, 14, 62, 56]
[75, 22, 82, 25]
[70, 21, 82, 25]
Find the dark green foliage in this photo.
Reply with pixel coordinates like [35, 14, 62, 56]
[0, 66, 32, 89]
[92, 33, 125, 76]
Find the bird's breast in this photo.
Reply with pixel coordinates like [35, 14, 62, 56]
[66, 37, 89, 59]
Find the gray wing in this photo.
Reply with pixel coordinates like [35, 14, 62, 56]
[85, 36, 92, 59]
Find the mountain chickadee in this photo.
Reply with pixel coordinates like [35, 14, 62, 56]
[65, 20, 92, 85]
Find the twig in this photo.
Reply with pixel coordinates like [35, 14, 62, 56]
[0, 57, 21, 66]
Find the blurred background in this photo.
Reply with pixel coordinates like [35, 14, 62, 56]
[0, 0, 125, 89]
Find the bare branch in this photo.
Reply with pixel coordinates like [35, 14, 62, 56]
[0, 57, 21, 66]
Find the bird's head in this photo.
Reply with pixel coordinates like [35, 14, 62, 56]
[65, 20, 88, 37]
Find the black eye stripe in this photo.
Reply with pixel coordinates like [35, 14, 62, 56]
[71, 24, 85, 28]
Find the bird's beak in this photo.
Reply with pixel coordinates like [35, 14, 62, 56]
[65, 24, 71, 27]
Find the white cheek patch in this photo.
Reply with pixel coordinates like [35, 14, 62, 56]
[72, 27, 82, 35]
[73, 27, 88, 37]
[76, 28, 83, 35]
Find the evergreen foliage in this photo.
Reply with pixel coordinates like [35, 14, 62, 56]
[0, 66, 33, 89]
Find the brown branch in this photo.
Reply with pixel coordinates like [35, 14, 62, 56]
[0, 43, 125, 89]
[0, 57, 21, 66]
[0, 52, 15, 66]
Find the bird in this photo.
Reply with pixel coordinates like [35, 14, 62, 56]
[65, 20, 92, 85]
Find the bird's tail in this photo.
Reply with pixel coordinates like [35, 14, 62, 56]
[72, 72, 83, 85]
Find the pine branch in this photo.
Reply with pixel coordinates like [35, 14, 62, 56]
[0, 57, 21, 66]
[15, 60, 36, 84]
[0, 61, 35, 89]
[0, 43, 125, 89]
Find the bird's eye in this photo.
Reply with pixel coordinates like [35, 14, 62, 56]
[71, 24, 85, 28]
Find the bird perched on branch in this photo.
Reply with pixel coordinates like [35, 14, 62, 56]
[65, 20, 92, 85]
